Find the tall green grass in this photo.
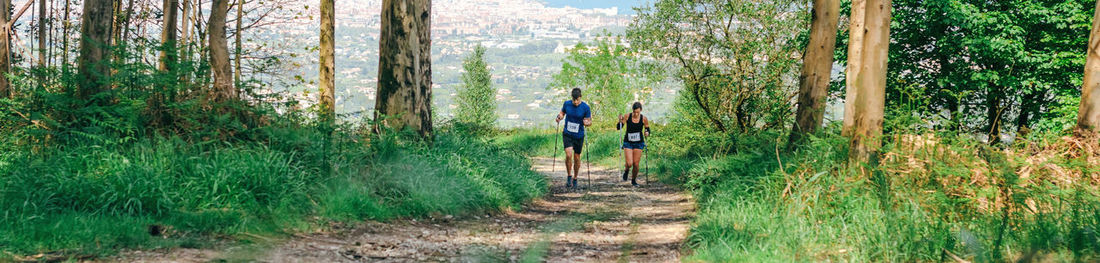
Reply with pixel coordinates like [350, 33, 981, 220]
[672, 130, 1100, 262]
[0, 124, 547, 258]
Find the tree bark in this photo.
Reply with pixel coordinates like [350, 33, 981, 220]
[842, 0, 866, 137]
[77, 0, 114, 100]
[0, 0, 10, 98]
[38, 0, 47, 68]
[159, 0, 178, 72]
[208, 0, 235, 102]
[789, 0, 840, 147]
[61, 0, 69, 70]
[319, 0, 335, 122]
[847, 0, 890, 163]
[985, 88, 1004, 145]
[375, 0, 432, 138]
[1016, 91, 1038, 138]
[233, 0, 242, 87]
[1078, 0, 1100, 134]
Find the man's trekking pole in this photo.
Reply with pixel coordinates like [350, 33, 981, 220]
[553, 120, 560, 173]
[585, 138, 591, 189]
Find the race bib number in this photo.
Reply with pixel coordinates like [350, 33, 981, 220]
[628, 132, 642, 142]
[566, 122, 581, 133]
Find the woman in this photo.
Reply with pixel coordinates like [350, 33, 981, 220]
[618, 102, 650, 186]
[556, 88, 592, 188]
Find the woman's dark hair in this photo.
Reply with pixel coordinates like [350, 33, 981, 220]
[632, 102, 643, 111]
[571, 88, 582, 100]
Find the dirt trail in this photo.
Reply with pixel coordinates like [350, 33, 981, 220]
[113, 157, 694, 262]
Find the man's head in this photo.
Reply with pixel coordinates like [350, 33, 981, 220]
[571, 88, 582, 101]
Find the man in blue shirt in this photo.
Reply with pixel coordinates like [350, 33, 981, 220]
[556, 88, 592, 188]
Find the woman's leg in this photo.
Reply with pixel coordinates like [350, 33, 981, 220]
[631, 148, 644, 181]
[623, 147, 634, 181]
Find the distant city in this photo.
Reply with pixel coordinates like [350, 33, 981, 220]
[256, 0, 677, 128]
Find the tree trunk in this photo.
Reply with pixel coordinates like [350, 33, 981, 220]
[319, 0, 335, 122]
[0, 0, 10, 98]
[847, 0, 890, 163]
[61, 0, 69, 70]
[375, 0, 432, 138]
[159, 0, 178, 72]
[842, 0, 866, 137]
[1015, 91, 1037, 138]
[77, 0, 113, 100]
[233, 0, 242, 87]
[37, 0, 46, 68]
[985, 88, 1004, 145]
[1078, 0, 1100, 134]
[208, 0, 235, 102]
[789, 0, 840, 147]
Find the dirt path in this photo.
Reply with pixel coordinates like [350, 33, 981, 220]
[113, 157, 694, 262]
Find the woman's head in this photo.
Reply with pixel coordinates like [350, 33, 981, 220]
[632, 102, 643, 114]
[571, 88, 582, 101]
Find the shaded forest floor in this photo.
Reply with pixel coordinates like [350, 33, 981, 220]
[105, 157, 694, 262]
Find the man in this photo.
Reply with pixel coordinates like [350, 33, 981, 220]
[556, 88, 592, 188]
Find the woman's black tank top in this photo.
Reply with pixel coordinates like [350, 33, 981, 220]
[624, 114, 645, 143]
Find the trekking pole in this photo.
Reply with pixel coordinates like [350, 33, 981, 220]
[553, 120, 560, 173]
[645, 140, 649, 185]
[585, 137, 591, 189]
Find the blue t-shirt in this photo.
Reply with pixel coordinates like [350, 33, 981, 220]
[561, 100, 591, 139]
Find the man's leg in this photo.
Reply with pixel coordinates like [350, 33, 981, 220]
[564, 148, 574, 186]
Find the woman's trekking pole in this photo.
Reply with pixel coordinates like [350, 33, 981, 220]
[645, 140, 649, 185]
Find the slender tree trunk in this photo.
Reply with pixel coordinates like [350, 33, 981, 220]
[78, 0, 114, 100]
[208, 0, 235, 102]
[986, 88, 1004, 145]
[847, 0, 890, 163]
[375, 0, 432, 138]
[0, 0, 10, 98]
[789, 0, 840, 147]
[842, 0, 866, 137]
[37, 0, 46, 68]
[61, 0, 69, 70]
[233, 0, 242, 87]
[319, 0, 335, 122]
[1078, 0, 1100, 134]
[1016, 91, 1037, 138]
[160, 0, 178, 72]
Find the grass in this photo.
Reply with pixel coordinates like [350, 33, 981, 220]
[673, 129, 1100, 262]
[0, 124, 548, 259]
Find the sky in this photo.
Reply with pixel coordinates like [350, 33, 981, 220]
[540, 0, 652, 15]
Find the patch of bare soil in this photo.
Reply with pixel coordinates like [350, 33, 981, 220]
[108, 157, 694, 262]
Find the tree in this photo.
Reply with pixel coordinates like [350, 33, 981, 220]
[375, 0, 432, 138]
[629, 0, 807, 134]
[550, 38, 653, 129]
[0, 0, 9, 99]
[846, 0, 891, 162]
[208, 0, 235, 102]
[454, 44, 497, 128]
[78, 0, 114, 100]
[159, 0, 179, 72]
[1079, 0, 1100, 134]
[790, 0, 840, 147]
[319, 0, 335, 122]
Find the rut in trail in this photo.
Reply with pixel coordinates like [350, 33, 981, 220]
[113, 157, 695, 262]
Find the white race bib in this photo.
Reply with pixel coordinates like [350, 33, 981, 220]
[566, 122, 581, 133]
[628, 132, 642, 142]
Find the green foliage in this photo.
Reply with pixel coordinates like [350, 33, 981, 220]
[455, 44, 498, 129]
[628, 0, 809, 134]
[855, 0, 1094, 140]
[550, 36, 657, 129]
